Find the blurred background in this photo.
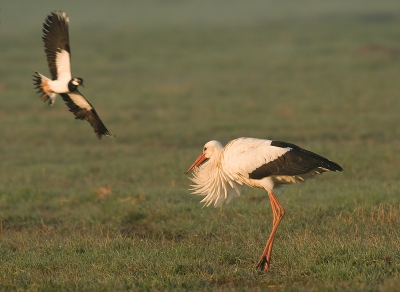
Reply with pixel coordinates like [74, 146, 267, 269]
[1, 0, 400, 219]
[1, 0, 399, 210]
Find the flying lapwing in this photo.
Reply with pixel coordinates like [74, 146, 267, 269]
[33, 11, 114, 139]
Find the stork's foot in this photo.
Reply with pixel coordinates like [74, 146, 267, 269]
[255, 255, 269, 271]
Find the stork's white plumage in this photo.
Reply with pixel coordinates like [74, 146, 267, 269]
[33, 11, 113, 139]
[186, 137, 342, 271]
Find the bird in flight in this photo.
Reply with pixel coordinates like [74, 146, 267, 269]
[33, 11, 114, 139]
[186, 137, 342, 271]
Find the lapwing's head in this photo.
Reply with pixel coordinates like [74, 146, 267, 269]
[72, 77, 84, 87]
[69, 77, 84, 91]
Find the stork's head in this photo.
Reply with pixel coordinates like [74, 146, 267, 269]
[186, 140, 223, 174]
[68, 77, 84, 91]
[202, 140, 223, 158]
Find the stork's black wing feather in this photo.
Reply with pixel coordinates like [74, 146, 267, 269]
[59, 91, 114, 140]
[249, 141, 342, 179]
[42, 11, 70, 80]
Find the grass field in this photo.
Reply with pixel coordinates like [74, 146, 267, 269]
[1, 0, 400, 291]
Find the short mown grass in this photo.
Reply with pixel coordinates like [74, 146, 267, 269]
[1, 0, 400, 290]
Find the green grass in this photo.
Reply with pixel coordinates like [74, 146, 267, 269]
[1, 0, 400, 290]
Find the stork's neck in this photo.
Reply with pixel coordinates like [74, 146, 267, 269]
[190, 148, 241, 207]
[208, 148, 223, 171]
[208, 156, 221, 175]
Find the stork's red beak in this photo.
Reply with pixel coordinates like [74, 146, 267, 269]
[186, 152, 207, 174]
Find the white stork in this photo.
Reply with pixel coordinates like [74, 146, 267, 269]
[186, 137, 342, 271]
[33, 11, 113, 139]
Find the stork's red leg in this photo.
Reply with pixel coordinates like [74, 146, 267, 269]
[265, 193, 285, 267]
[269, 192, 278, 223]
[255, 192, 279, 270]
[256, 190, 285, 271]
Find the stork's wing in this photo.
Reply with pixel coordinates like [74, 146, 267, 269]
[222, 138, 342, 180]
[59, 91, 114, 140]
[42, 11, 71, 82]
[248, 140, 343, 180]
[222, 138, 287, 179]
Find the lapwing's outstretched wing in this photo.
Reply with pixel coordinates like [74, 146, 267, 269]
[42, 11, 71, 82]
[59, 91, 114, 140]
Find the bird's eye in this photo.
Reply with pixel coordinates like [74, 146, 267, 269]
[203, 147, 207, 152]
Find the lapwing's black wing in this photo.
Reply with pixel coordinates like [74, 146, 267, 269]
[42, 11, 71, 81]
[59, 91, 114, 140]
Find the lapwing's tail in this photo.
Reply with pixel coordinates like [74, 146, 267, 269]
[33, 71, 57, 106]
